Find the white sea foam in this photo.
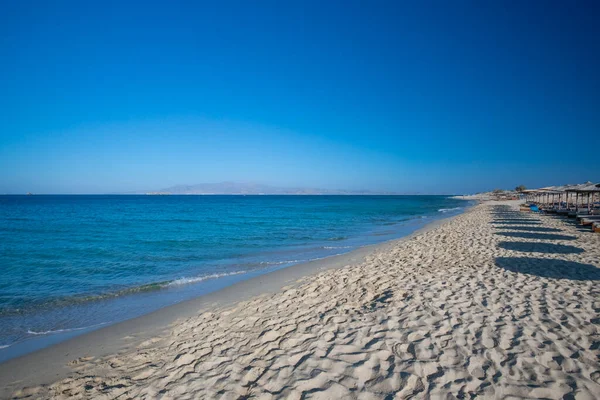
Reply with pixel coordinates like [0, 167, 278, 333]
[0, 344, 9, 349]
[167, 271, 247, 286]
[438, 207, 463, 213]
[260, 260, 307, 265]
[27, 322, 107, 336]
[27, 328, 77, 336]
[167, 260, 317, 287]
[322, 246, 353, 249]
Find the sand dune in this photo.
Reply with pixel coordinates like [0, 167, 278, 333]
[8, 201, 600, 399]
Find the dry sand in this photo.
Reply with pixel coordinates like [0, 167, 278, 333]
[4, 200, 600, 399]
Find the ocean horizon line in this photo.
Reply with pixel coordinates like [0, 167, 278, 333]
[1, 193, 464, 196]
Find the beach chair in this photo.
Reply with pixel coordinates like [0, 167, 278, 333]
[580, 216, 600, 226]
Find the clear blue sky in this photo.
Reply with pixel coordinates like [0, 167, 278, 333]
[1, 0, 599, 194]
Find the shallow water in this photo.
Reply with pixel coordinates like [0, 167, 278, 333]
[0, 195, 469, 358]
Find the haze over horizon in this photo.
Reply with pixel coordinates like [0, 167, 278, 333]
[1, 1, 599, 194]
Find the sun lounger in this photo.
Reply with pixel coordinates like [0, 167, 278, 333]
[581, 216, 600, 226]
[577, 212, 600, 219]
[576, 212, 596, 219]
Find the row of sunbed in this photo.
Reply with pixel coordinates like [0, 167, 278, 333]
[526, 203, 600, 233]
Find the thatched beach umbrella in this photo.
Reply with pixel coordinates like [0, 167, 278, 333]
[571, 183, 600, 213]
[550, 183, 586, 209]
[521, 189, 538, 204]
[522, 182, 599, 213]
[565, 182, 599, 212]
[535, 186, 565, 207]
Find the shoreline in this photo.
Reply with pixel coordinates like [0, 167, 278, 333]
[5, 199, 600, 398]
[0, 197, 472, 364]
[0, 201, 472, 396]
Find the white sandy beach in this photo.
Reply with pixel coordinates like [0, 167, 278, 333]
[4, 200, 600, 399]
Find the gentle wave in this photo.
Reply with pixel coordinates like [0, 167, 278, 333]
[27, 322, 108, 336]
[259, 259, 308, 265]
[0, 271, 253, 316]
[167, 271, 247, 286]
[322, 246, 353, 249]
[438, 207, 463, 213]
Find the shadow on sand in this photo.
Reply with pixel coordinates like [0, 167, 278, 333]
[493, 216, 539, 219]
[495, 232, 576, 241]
[495, 257, 600, 280]
[498, 241, 585, 254]
[493, 220, 542, 225]
[493, 226, 563, 233]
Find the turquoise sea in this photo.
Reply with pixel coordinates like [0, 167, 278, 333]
[0, 195, 469, 360]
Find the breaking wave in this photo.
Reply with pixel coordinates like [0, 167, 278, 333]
[27, 322, 108, 336]
[167, 271, 247, 286]
[438, 207, 463, 213]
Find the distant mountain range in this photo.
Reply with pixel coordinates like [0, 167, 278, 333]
[133, 182, 397, 195]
